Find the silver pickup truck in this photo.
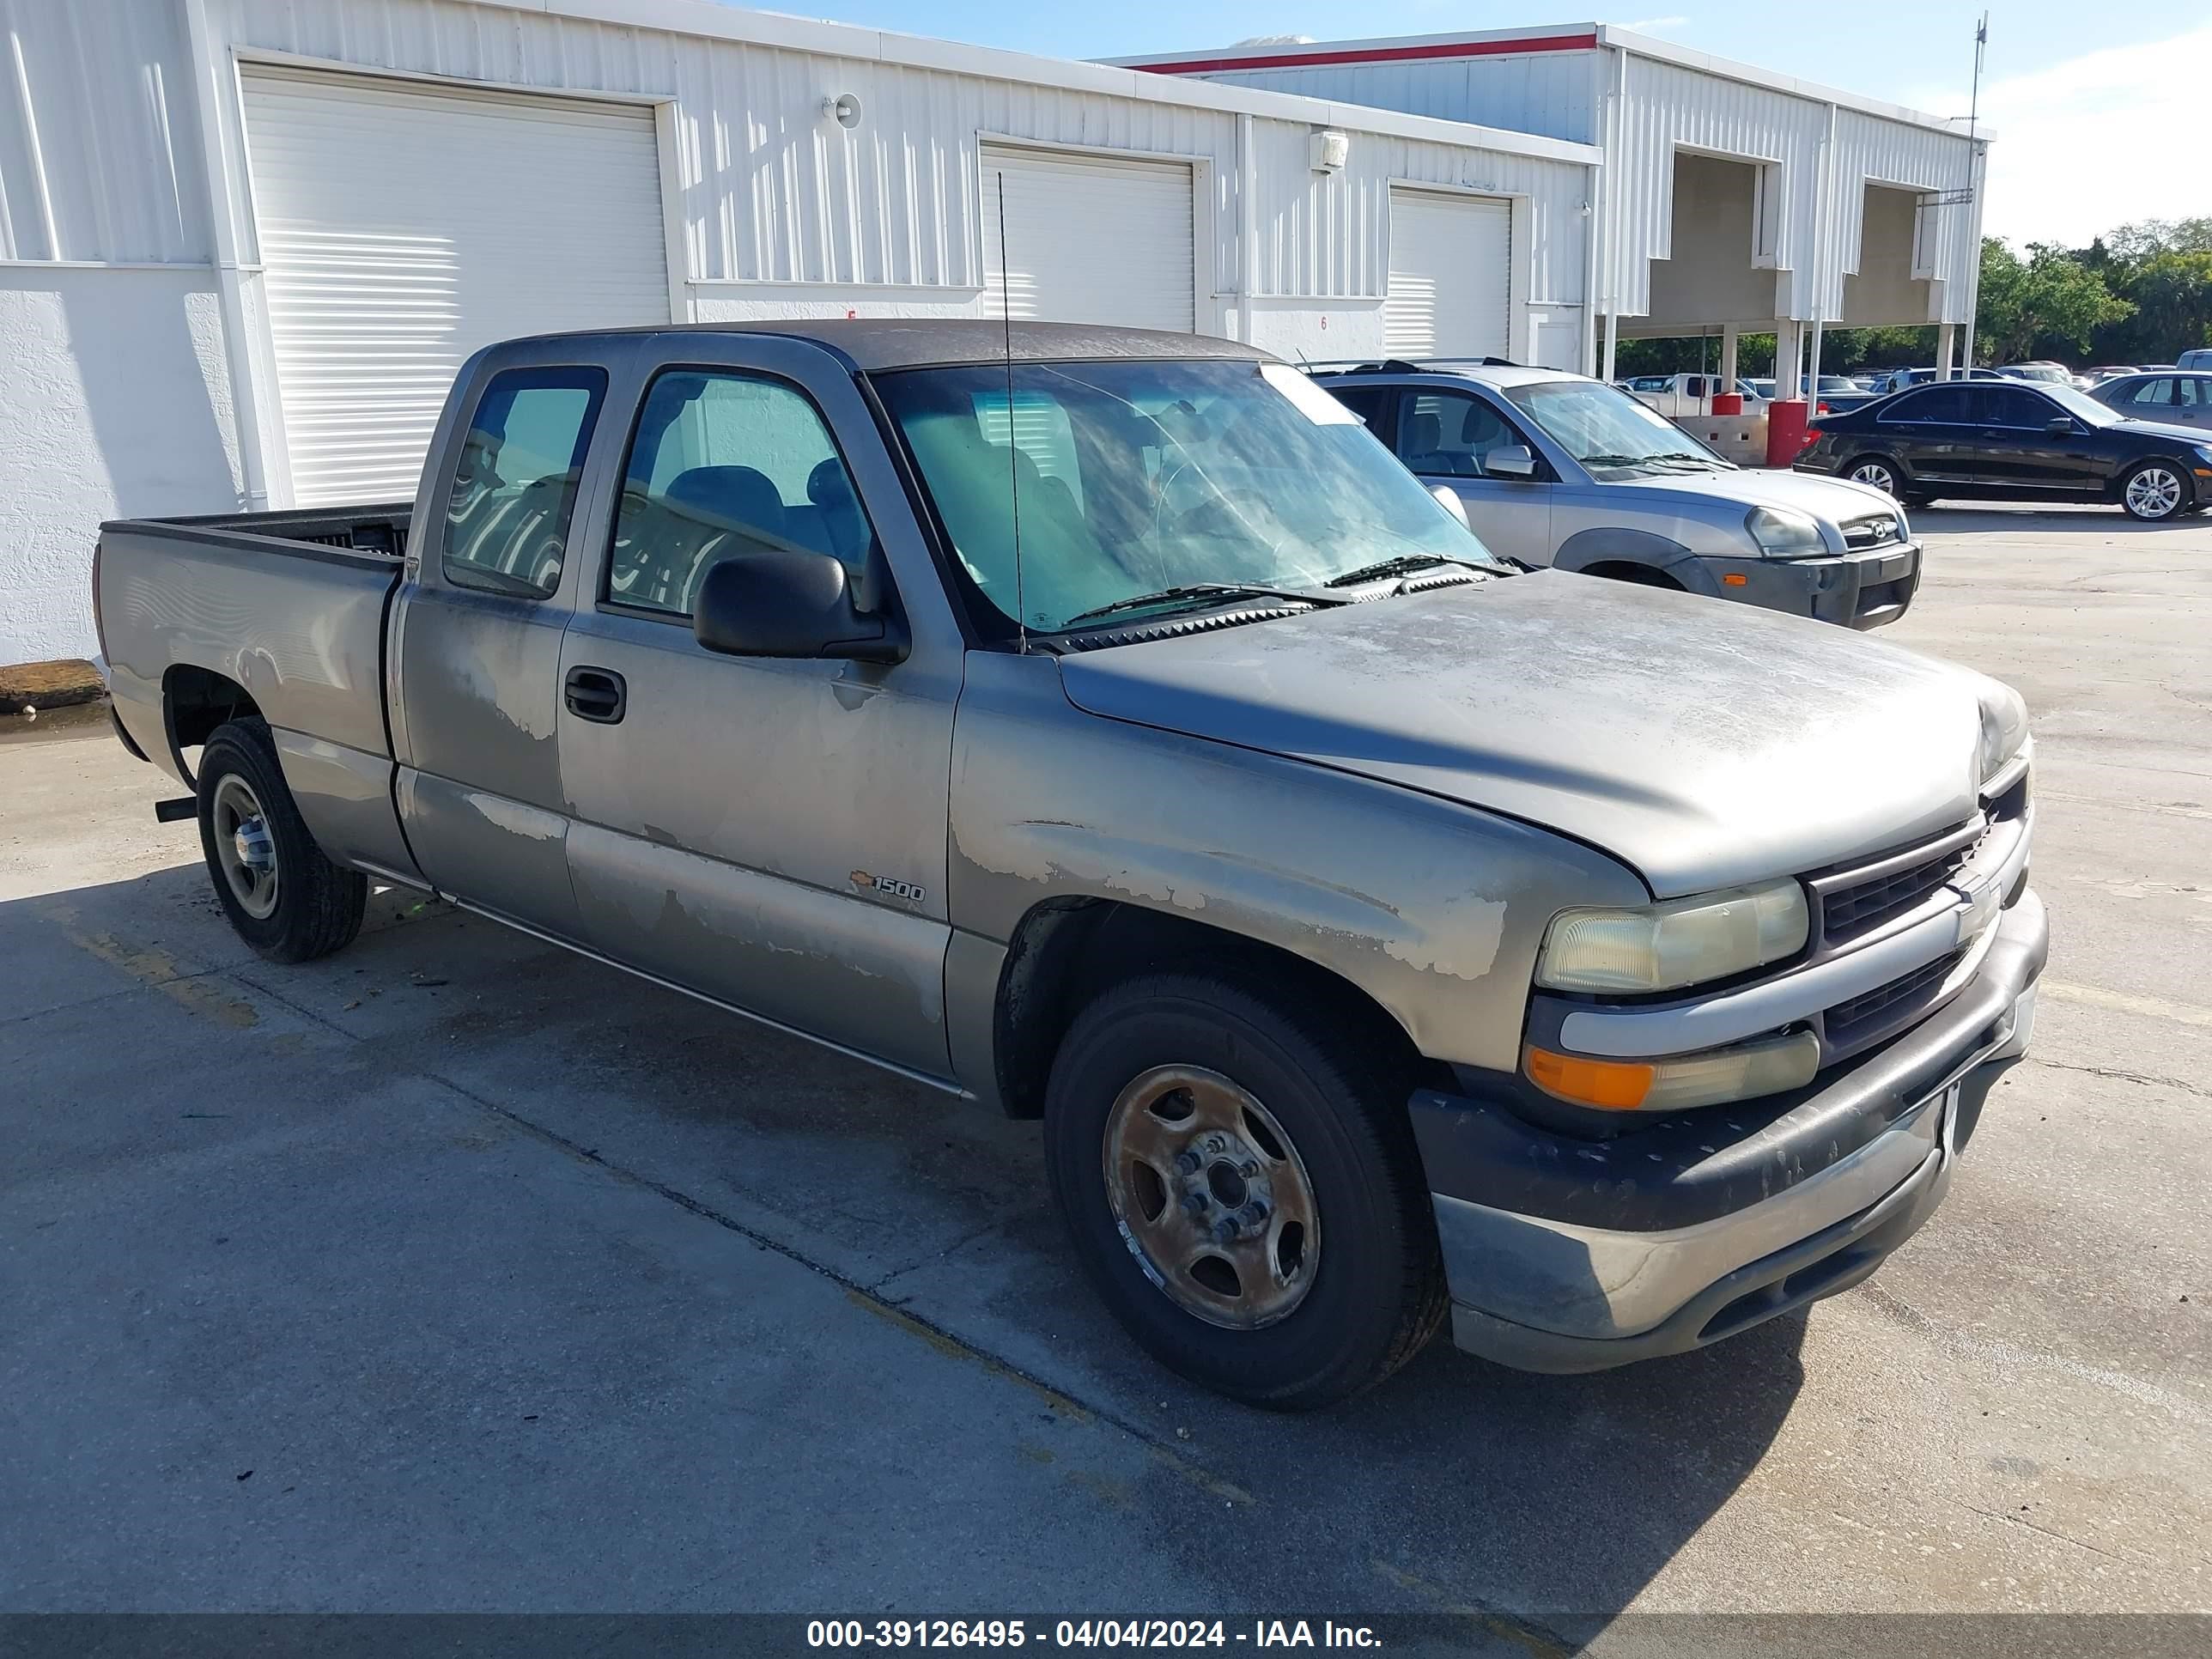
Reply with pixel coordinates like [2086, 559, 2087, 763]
[95, 321, 2046, 1408]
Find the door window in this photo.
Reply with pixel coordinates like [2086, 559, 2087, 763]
[1322, 382, 1393, 433]
[1400, 392, 1535, 479]
[606, 371, 875, 618]
[2124, 378, 2175, 410]
[1883, 386, 1971, 424]
[441, 368, 608, 598]
[2180, 379, 2206, 409]
[1978, 386, 2052, 429]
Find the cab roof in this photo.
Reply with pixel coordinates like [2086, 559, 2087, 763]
[525, 319, 1276, 374]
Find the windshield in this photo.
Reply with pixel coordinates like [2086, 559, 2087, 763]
[878, 359, 1508, 635]
[1500, 379, 1728, 476]
[2007, 365, 2070, 383]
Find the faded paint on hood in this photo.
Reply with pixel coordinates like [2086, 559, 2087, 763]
[1056, 572, 2015, 898]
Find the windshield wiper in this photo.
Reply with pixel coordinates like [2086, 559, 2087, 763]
[1577, 453, 1656, 468]
[1060, 582, 1347, 628]
[1647, 450, 1735, 469]
[1323, 552, 1498, 588]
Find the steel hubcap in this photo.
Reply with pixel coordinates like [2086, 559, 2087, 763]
[211, 775, 279, 920]
[2128, 469, 2181, 517]
[1102, 1066, 1320, 1330]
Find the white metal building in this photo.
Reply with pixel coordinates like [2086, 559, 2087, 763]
[1113, 24, 1991, 394]
[0, 0, 1599, 663]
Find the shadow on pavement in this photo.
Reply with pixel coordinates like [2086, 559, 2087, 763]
[5, 860, 1803, 1630]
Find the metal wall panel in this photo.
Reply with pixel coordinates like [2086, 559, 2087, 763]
[0, 0, 209, 262]
[1180, 53, 1600, 147]
[1183, 41, 1982, 327]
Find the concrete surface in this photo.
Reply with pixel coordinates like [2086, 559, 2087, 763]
[2, 504, 2207, 1630]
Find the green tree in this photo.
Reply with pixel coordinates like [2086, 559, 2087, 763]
[1974, 238, 2133, 363]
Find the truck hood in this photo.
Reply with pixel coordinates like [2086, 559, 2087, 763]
[1056, 573, 2014, 897]
[1607, 465, 1897, 531]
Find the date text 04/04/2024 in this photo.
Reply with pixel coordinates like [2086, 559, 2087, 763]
[805, 1621, 1382, 1649]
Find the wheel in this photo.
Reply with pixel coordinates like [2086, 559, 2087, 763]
[1844, 454, 1905, 499]
[195, 718, 368, 963]
[1042, 971, 1447, 1410]
[2120, 460, 2190, 521]
[1902, 491, 1936, 510]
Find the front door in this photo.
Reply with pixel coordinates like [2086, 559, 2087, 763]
[556, 340, 961, 1079]
[1970, 385, 2100, 495]
[392, 352, 617, 939]
[1398, 388, 1554, 565]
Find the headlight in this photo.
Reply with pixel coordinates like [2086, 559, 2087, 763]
[1525, 1030, 1820, 1113]
[1746, 505, 1828, 558]
[1535, 879, 1809, 994]
[2194, 444, 2212, 466]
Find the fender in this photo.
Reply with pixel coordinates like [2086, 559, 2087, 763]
[1551, 526, 1720, 597]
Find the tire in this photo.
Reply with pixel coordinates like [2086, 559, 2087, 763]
[1589, 563, 1683, 590]
[2119, 459, 2191, 521]
[1042, 970, 1447, 1410]
[195, 718, 368, 963]
[1844, 453, 1906, 499]
[1902, 491, 1937, 510]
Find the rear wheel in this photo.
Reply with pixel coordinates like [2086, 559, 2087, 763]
[1042, 971, 1446, 1410]
[2120, 460, 2190, 521]
[195, 719, 367, 963]
[1844, 454, 1905, 499]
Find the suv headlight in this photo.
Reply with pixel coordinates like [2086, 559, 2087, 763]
[1536, 879, 1809, 994]
[1746, 505, 1828, 558]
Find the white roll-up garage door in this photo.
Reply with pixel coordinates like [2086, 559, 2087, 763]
[1384, 190, 1512, 360]
[240, 66, 672, 507]
[981, 146, 1196, 333]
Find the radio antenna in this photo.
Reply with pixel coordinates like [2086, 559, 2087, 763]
[996, 172, 1027, 655]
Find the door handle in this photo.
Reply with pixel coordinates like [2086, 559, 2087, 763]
[564, 665, 626, 725]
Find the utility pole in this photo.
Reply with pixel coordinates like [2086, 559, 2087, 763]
[1959, 12, 1988, 374]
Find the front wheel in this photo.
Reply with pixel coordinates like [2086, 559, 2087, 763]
[1042, 971, 1446, 1409]
[195, 719, 368, 963]
[2121, 461, 2190, 521]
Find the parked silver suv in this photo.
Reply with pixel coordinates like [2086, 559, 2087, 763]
[1316, 361, 1921, 629]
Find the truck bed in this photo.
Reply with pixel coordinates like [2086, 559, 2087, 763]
[96, 501, 416, 792]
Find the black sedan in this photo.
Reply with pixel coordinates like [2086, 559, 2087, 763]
[1795, 378, 2212, 520]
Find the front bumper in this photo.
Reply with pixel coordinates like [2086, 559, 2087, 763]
[1706, 542, 1921, 630]
[1410, 890, 2046, 1373]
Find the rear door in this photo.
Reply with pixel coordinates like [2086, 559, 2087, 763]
[555, 336, 963, 1079]
[2179, 377, 2212, 428]
[1875, 384, 1976, 484]
[1395, 386, 1553, 564]
[391, 341, 623, 939]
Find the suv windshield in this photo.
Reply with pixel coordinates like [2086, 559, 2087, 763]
[1501, 379, 1728, 477]
[878, 359, 1507, 635]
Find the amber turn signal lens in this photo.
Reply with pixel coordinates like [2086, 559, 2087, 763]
[1722, 572, 1748, 586]
[1524, 1047, 1655, 1110]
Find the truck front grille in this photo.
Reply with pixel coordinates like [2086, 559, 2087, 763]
[1821, 842, 1969, 943]
[1823, 950, 1960, 1052]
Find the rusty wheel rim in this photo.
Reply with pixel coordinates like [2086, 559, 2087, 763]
[1101, 1066, 1320, 1330]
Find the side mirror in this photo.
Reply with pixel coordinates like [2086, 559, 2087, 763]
[2045, 416, 2075, 435]
[1429, 484, 1470, 528]
[1484, 445, 1538, 479]
[692, 549, 908, 665]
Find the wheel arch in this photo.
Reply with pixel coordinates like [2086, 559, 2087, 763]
[987, 897, 1433, 1121]
[1553, 527, 1713, 595]
[161, 664, 263, 787]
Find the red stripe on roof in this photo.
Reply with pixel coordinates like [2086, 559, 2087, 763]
[1128, 33, 1600, 77]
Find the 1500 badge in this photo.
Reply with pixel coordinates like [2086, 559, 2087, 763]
[851, 870, 927, 905]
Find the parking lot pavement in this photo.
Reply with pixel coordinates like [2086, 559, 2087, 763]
[3, 504, 2208, 1628]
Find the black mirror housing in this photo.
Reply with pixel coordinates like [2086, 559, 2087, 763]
[692, 550, 908, 664]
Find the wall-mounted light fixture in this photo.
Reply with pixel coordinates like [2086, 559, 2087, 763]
[1310, 128, 1348, 174]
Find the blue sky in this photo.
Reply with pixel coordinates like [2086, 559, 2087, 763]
[746, 3, 2212, 246]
